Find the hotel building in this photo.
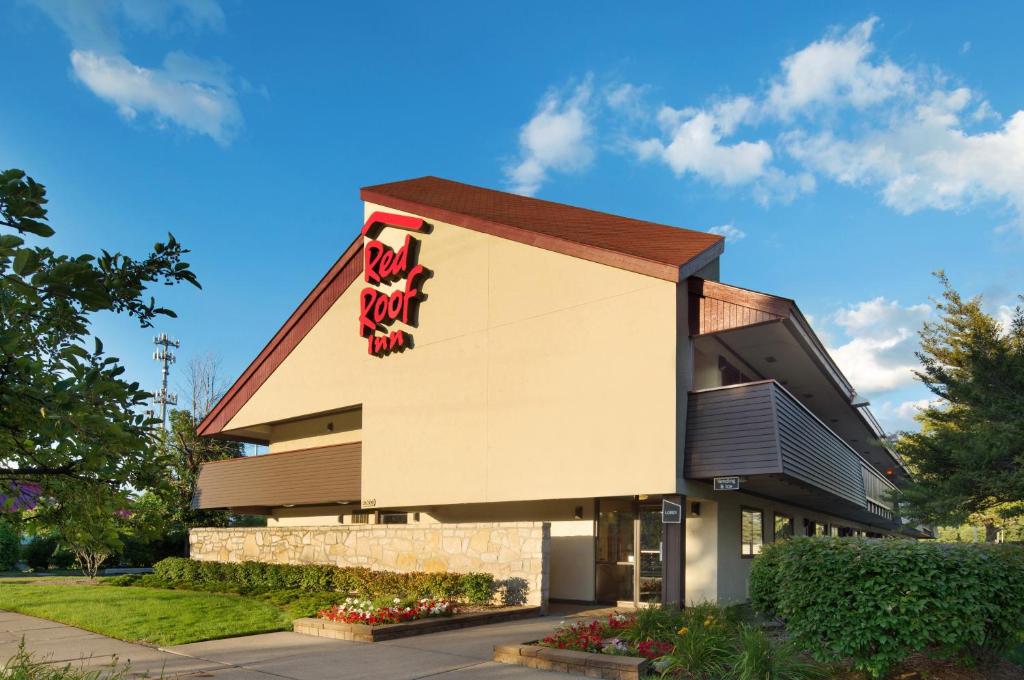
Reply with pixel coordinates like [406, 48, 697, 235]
[192, 177, 919, 609]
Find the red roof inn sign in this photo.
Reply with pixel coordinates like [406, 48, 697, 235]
[358, 212, 431, 357]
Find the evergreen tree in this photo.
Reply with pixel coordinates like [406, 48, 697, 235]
[897, 273, 1024, 539]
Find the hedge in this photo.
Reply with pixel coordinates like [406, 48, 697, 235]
[152, 557, 496, 604]
[0, 521, 18, 571]
[750, 537, 1024, 678]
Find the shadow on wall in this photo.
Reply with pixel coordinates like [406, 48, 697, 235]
[499, 577, 529, 605]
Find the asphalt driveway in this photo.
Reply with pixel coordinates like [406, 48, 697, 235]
[0, 610, 575, 679]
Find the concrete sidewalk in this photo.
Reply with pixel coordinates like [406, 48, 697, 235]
[0, 610, 574, 679]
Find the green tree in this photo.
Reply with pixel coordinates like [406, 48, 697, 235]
[163, 407, 244, 528]
[896, 273, 1024, 538]
[0, 168, 200, 495]
[28, 481, 134, 578]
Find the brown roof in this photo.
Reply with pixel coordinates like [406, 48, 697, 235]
[361, 176, 724, 281]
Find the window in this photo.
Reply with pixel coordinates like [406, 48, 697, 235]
[837, 526, 854, 537]
[718, 355, 752, 386]
[349, 511, 373, 524]
[380, 512, 408, 524]
[829, 525, 840, 537]
[815, 522, 827, 537]
[773, 513, 794, 541]
[741, 507, 764, 557]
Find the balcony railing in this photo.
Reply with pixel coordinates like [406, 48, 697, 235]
[684, 380, 899, 527]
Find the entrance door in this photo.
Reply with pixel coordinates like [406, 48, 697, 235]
[638, 505, 664, 604]
[595, 500, 665, 606]
[595, 499, 634, 604]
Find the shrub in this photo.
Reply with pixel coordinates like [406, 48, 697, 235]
[23, 537, 57, 571]
[105, 574, 140, 587]
[729, 624, 827, 680]
[458, 572, 494, 604]
[0, 521, 19, 571]
[150, 557, 497, 604]
[749, 537, 1024, 679]
[618, 606, 684, 643]
[654, 611, 734, 679]
[748, 541, 783, 616]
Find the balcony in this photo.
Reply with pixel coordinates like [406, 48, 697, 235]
[193, 442, 361, 514]
[684, 381, 899, 528]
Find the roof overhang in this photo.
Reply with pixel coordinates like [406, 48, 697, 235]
[688, 278, 909, 481]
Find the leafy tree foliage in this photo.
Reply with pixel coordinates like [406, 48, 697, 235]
[0, 168, 200, 493]
[897, 273, 1024, 532]
[29, 482, 134, 578]
[162, 407, 244, 529]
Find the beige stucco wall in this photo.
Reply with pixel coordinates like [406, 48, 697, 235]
[225, 203, 679, 508]
[268, 409, 362, 453]
[681, 483, 892, 603]
[189, 522, 550, 607]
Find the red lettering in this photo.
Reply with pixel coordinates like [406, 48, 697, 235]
[364, 235, 414, 285]
[359, 288, 377, 337]
[358, 233, 429, 357]
[364, 241, 384, 284]
[366, 330, 407, 356]
[402, 264, 425, 323]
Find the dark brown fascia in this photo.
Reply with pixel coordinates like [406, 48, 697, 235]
[361, 188, 724, 283]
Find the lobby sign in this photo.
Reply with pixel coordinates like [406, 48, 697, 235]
[358, 211, 431, 357]
[713, 476, 740, 491]
[661, 499, 682, 524]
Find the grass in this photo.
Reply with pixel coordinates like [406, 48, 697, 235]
[0, 583, 291, 646]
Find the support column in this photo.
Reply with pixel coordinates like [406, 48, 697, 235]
[661, 494, 685, 607]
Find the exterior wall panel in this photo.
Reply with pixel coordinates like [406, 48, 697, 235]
[193, 443, 361, 509]
[684, 383, 781, 479]
[685, 382, 871, 512]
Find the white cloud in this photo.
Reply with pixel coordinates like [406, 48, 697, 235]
[766, 17, 910, 118]
[31, 0, 224, 52]
[31, 0, 244, 145]
[787, 103, 1024, 219]
[825, 297, 931, 393]
[506, 79, 594, 196]
[707, 224, 746, 242]
[876, 398, 933, 431]
[72, 50, 241, 144]
[996, 304, 1021, 333]
[633, 97, 775, 187]
[605, 83, 649, 120]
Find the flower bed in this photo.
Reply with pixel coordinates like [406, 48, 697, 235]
[497, 604, 828, 680]
[294, 604, 540, 642]
[317, 596, 457, 625]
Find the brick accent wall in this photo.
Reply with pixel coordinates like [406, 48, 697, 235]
[188, 522, 550, 607]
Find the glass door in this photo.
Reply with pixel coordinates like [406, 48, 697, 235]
[595, 499, 635, 604]
[638, 505, 664, 604]
[596, 500, 666, 606]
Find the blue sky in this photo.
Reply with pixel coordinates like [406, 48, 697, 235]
[3, 1, 1022, 433]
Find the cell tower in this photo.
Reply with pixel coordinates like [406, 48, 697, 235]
[152, 333, 180, 428]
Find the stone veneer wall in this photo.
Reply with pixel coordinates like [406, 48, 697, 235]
[188, 522, 550, 607]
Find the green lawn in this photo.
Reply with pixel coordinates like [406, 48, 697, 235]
[0, 584, 292, 646]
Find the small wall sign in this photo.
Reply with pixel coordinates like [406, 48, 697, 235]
[713, 476, 740, 491]
[662, 499, 682, 523]
[358, 212, 431, 357]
